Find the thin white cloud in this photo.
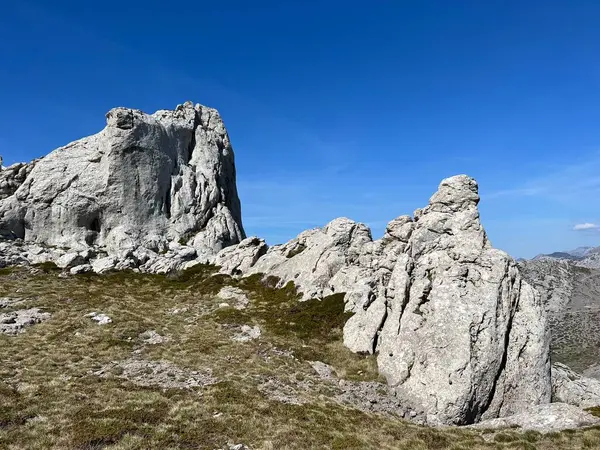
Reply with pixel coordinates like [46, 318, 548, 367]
[574, 223, 600, 231]
[484, 150, 600, 204]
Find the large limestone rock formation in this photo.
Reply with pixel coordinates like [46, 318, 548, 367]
[215, 175, 552, 425]
[0, 102, 245, 260]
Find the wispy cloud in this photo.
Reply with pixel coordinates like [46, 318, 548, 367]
[483, 150, 600, 204]
[574, 223, 600, 231]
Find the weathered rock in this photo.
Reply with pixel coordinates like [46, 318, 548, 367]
[471, 403, 600, 433]
[70, 264, 92, 275]
[93, 358, 216, 389]
[214, 236, 268, 275]
[245, 218, 373, 300]
[370, 176, 551, 425]
[91, 256, 117, 274]
[0, 102, 245, 262]
[215, 175, 551, 425]
[140, 330, 169, 345]
[552, 363, 600, 408]
[56, 252, 87, 269]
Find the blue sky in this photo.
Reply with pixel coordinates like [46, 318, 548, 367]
[2, 0, 600, 258]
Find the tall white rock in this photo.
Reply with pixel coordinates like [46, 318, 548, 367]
[375, 176, 551, 425]
[0, 102, 245, 259]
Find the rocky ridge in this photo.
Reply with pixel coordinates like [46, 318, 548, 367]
[215, 175, 553, 425]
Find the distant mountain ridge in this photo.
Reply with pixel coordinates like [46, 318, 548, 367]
[533, 246, 600, 267]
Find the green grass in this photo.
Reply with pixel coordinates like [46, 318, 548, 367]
[1, 266, 600, 449]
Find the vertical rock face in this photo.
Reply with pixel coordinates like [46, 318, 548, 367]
[0, 102, 245, 258]
[215, 175, 552, 425]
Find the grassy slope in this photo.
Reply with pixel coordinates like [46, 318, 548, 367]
[1, 265, 600, 449]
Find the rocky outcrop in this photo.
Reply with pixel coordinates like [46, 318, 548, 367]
[214, 175, 552, 425]
[552, 363, 600, 408]
[0, 102, 245, 262]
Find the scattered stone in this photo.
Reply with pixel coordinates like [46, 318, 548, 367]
[257, 377, 305, 405]
[0, 308, 50, 335]
[93, 358, 216, 389]
[232, 325, 261, 342]
[308, 361, 406, 418]
[85, 312, 112, 325]
[309, 361, 335, 380]
[0, 297, 23, 308]
[471, 403, 600, 433]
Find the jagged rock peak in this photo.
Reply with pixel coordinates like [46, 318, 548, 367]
[0, 101, 245, 261]
[428, 174, 480, 211]
[214, 174, 551, 425]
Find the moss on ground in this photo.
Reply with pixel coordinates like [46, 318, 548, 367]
[1, 266, 600, 449]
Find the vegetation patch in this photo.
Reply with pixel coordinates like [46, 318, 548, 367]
[0, 266, 600, 449]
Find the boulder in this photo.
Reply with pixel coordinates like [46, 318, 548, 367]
[214, 236, 268, 275]
[91, 256, 117, 274]
[0, 102, 245, 261]
[56, 252, 87, 269]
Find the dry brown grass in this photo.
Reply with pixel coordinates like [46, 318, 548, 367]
[1, 266, 600, 449]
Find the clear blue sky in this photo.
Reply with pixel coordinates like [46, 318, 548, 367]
[2, 0, 600, 258]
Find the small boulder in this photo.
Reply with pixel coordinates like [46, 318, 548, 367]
[86, 312, 112, 325]
[91, 256, 117, 274]
[70, 264, 92, 275]
[56, 252, 86, 269]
